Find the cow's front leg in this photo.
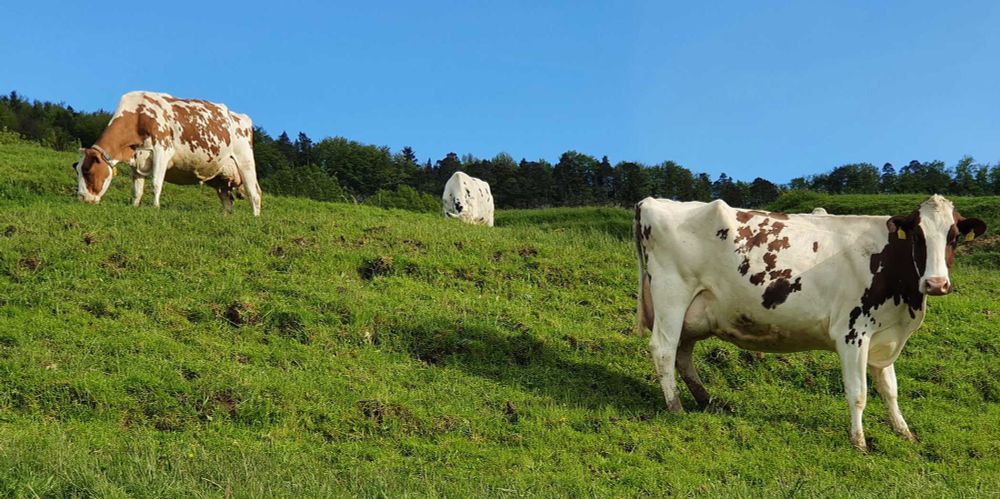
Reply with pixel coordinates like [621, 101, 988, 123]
[233, 154, 262, 216]
[871, 363, 916, 442]
[650, 323, 684, 412]
[131, 174, 145, 207]
[648, 279, 693, 413]
[836, 336, 870, 450]
[150, 152, 168, 208]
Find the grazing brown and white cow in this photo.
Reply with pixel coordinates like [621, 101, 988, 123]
[73, 91, 261, 215]
[634, 195, 986, 450]
[442, 171, 494, 226]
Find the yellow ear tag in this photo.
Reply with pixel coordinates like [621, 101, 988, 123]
[897, 229, 906, 240]
[965, 232, 975, 242]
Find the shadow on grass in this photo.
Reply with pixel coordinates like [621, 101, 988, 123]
[385, 314, 662, 415]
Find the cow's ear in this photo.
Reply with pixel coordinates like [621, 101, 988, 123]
[887, 212, 918, 239]
[957, 217, 987, 241]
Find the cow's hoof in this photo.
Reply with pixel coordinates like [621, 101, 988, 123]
[900, 430, 918, 443]
[850, 433, 868, 452]
[665, 397, 684, 413]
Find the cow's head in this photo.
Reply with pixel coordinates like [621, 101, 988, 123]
[73, 146, 116, 204]
[887, 195, 986, 296]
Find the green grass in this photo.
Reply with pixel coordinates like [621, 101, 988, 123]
[1, 140, 998, 497]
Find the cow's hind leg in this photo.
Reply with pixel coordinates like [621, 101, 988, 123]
[676, 338, 711, 408]
[871, 363, 916, 442]
[836, 335, 870, 451]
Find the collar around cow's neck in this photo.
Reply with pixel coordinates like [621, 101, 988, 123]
[91, 144, 114, 164]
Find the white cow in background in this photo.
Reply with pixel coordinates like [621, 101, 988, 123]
[442, 171, 494, 226]
[812, 207, 828, 215]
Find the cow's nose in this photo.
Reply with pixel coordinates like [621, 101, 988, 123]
[925, 276, 950, 296]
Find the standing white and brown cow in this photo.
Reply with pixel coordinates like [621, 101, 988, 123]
[634, 195, 986, 450]
[442, 171, 494, 226]
[73, 91, 262, 216]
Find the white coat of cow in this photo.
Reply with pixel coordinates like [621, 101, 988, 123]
[442, 171, 494, 226]
[634, 195, 986, 449]
[73, 91, 262, 215]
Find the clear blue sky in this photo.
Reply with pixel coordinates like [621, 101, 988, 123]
[3, 1, 998, 183]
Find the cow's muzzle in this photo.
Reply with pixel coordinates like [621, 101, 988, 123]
[923, 276, 951, 296]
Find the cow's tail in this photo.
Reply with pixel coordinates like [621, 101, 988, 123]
[635, 202, 655, 335]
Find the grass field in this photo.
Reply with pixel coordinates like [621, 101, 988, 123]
[1, 140, 998, 497]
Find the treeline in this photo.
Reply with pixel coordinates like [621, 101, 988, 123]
[4, 90, 1000, 210]
[0, 91, 110, 151]
[789, 160, 1000, 197]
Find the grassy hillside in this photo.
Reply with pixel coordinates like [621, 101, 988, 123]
[1, 140, 998, 496]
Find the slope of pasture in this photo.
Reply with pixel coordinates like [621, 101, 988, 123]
[0, 141, 998, 496]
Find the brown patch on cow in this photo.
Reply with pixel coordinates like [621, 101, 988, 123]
[767, 237, 790, 252]
[735, 218, 788, 253]
[812, 241, 819, 252]
[761, 277, 803, 309]
[132, 104, 171, 144]
[96, 105, 170, 160]
[734, 225, 770, 251]
[846, 213, 926, 345]
[735, 226, 753, 245]
[769, 269, 792, 280]
[732, 214, 803, 308]
[738, 257, 750, 275]
[763, 252, 778, 271]
[736, 210, 788, 223]
[642, 224, 652, 240]
[716, 228, 729, 240]
[169, 100, 232, 157]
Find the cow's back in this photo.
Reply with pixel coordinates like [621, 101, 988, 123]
[123, 92, 251, 182]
